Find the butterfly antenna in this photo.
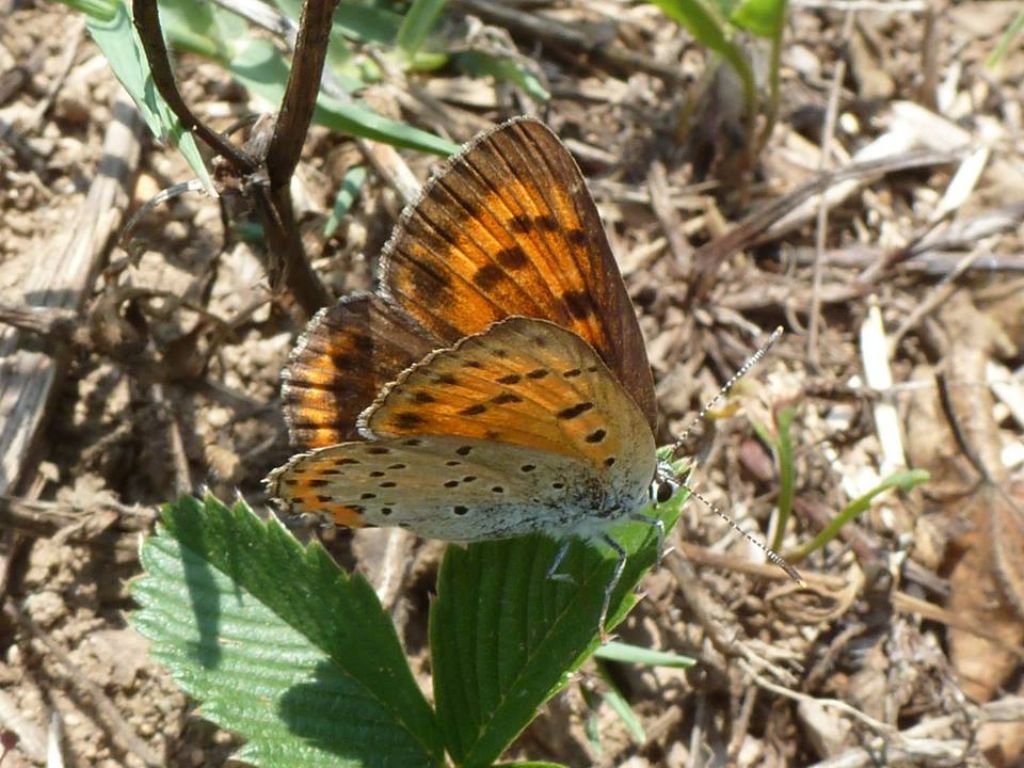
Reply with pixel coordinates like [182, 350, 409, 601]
[667, 326, 784, 463]
[664, 326, 800, 583]
[685, 484, 804, 584]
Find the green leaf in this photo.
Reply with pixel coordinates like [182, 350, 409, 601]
[222, 37, 458, 156]
[80, 0, 213, 191]
[987, 8, 1024, 68]
[596, 675, 645, 744]
[770, 405, 796, 552]
[397, 0, 447, 56]
[324, 165, 368, 238]
[61, 0, 115, 22]
[131, 495, 445, 768]
[730, 0, 787, 38]
[430, 497, 683, 767]
[649, 0, 731, 54]
[314, 91, 460, 155]
[785, 469, 931, 562]
[649, 0, 759, 138]
[333, 1, 405, 45]
[152, 0, 245, 60]
[706, 0, 743, 17]
[581, 685, 602, 753]
[455, 51, 550, 103]
[594, 641, 695, 668]
[269, 0, 403, 80]
[77, 0, 456, 166]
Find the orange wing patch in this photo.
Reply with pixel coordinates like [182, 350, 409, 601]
[380, 118, 657, 431]
[282, 295, 436, 449]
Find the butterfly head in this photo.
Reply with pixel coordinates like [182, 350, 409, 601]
[649, 458, 685, 505]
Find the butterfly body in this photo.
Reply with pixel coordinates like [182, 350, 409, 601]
[268, 117, 668, 553]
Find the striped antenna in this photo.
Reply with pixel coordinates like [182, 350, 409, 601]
[667, 327, 801, 583]
[667, 326, 784, 463]
[684, 485, 803, 583]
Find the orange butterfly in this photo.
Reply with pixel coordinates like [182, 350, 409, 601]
[266, 117, 678, 625]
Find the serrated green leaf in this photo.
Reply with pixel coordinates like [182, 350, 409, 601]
[131, 495, 444, 768]
[430, 496, 683, 767]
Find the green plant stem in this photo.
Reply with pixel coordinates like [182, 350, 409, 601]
[757, 0, 787, 155]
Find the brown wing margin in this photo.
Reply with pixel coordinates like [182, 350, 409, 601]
[281, 294, 437, 448]
[379, 117, 657, 431]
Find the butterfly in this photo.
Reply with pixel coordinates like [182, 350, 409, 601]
[266, 117, 680, 628]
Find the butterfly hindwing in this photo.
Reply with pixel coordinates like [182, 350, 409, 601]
[361, 317, 656, 504]
[267, 436, 613, 541]
[380, 117, 657, 431]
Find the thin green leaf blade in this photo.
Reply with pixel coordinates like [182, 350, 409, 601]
[324, 165, 368, 238]
[431, 497, 682, 767]
[649, 0, 731, 53]
[81, 0, 213, 190]
[131, 495, 444, 768]
[649, 0, 758, 121]
[987, 9, 1024, 68]
[598, 686, 645, 744]
[785, 469, 931, 561]
[397, 0, 447, 56]
[455, 51, 550, 102]
[594, 641, 695, 668]
[226, 38, 458, 156]
[731, 0, 787, 39]
[150, 0, 244, 60]
[314, 92, 460, 155]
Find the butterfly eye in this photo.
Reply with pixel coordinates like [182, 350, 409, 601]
[655, 479, 675, 504]
[649, 462, 679, 504]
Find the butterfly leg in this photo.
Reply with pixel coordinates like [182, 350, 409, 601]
[597, 533, 627, 641]
[628, 513, 666, 564]
[545, 539, 576, 585]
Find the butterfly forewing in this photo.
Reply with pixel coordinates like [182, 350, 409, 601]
[381, 118, 657, 431]
[267, 436, 620, 541]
